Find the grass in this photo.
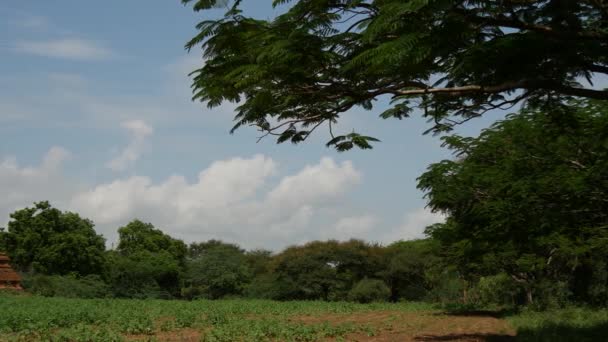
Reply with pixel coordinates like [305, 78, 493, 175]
[507, 306, 608, 342]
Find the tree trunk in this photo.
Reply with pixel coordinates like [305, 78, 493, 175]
[526, 287, 533, 305]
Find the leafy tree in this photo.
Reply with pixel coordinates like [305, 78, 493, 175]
[271, 239, 383, 300]
[109, 220, 188, 298]
[183, 240, 251, 299]
[105, 250, 182, 299]
[0, 227, 7, 252]
[3, 202, 106, 275]
[183, 0, 608, 150]
[418, 99, 608, 305]
[381, 239, 441, 301]
[188, 239, 241, 258]
[117, 219, 187, 264]
[348, 278, 391, 303]
[245, 249, 273, 277]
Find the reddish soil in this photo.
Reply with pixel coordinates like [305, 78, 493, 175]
[127, 328, 201, 342]
[126, 311, 515, 342]
[293, 311, 516, 342]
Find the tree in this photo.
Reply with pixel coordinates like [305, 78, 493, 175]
[270, 239, 383, 300]
[109, 220, 188, 298]
[381, 239, 441, 301]
[117, 219, 187, 264]
[105, 250, 182, 299]
[182, 0, 608, 150]
[3, 202, 106, 275]
[348, 278, 391, 303]
[0, 227, 7, 252]
[417, 99, 608, 305]
[183, 240, 252, 299]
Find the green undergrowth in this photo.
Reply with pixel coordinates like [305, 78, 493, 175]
[507, 306, 608, 342]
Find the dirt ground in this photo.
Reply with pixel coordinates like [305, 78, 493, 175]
[293, 310, 516, 341]
[295, 311, 515, 341]
[129, 310, 516, 341]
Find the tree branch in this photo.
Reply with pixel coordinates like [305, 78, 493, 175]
[392, 80, 608, 100]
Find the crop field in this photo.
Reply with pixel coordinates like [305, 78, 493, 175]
[1, 293, 607, 342]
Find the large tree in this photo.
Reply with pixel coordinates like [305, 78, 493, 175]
[116, 219, 187, 264]
[3, 202, 106, 275]
[183, 0, 608, 150]
[417, 99, 608, 304]
[270, 239, 383, 300]
[183, 240, 252, 299]
[109, 220, 188, 298]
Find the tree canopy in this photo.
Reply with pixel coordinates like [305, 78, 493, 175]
[183, 0, 608, 150]
[418, 99, 608, 304]
[3, 201, 106, 275]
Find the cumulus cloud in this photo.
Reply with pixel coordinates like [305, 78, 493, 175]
[14, 38, 116, 61]
[106, 120, 153, 171]
[0, 147, 440, 249]
[70, 156, 361, 249]
[0, 147, 76, 227]
[323, 215, 377, 241]
[381, 207, 446, 243]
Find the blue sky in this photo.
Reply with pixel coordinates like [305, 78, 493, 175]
[0, 1, 502, 250]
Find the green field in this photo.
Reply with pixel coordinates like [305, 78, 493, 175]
[1, 293, 608, 341]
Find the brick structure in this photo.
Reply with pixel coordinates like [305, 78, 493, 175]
[0, 253, 22, 290]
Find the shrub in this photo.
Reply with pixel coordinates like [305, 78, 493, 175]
[22, 274, 111, 298]
[470, 273, 520, 307]
[348, 278, 390, 303]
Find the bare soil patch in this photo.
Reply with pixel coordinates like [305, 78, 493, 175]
[292, 310, 516, 342]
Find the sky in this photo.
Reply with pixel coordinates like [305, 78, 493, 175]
[0, 1, 504, 250]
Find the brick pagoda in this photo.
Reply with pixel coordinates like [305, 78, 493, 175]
[0, 253, 22, 290]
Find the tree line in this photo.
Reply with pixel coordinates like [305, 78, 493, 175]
[0, 201, 442, 303]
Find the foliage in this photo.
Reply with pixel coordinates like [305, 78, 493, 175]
[469, 273, 520, 308]
[105, 250, 182, 299]
[418, 99, 608, 305]
[508, 307, 608, 342]
[106, 220, 188, 298]
[270, 239, 384, 301]
[348, 278, 391, 303]
[182, 0, 608, 150]
[183, 240, 252, 299]
[3, 202, 106, 275]
[21, 274, 111, 299]
[381, 239, 441, 301]
[117, 219, 187, 263]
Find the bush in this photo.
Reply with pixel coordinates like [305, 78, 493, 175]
[470, 273, 520, 307]
[22, 274, 111, 298]
[348, 278, 390, 303]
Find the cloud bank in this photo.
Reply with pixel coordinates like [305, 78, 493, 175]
[0, 147, 441, 249]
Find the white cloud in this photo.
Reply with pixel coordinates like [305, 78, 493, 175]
[0, 147, 77, 227]
[382, 207, 445, 243]
[0, 147, 438, 249]
[14, 38, 116, 61]
[322, 215, 377, 241]
[71, 156, 360, 249]
[106, 120, 153, 171]
[267, 158, 361, 212]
